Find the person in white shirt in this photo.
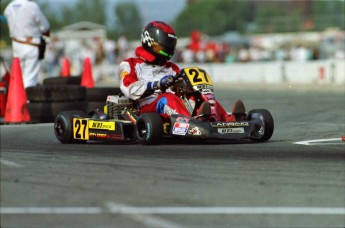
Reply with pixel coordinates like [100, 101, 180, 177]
[4, 0, 50, 88]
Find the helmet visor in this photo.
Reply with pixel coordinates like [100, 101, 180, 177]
[151, 41, 175, 60]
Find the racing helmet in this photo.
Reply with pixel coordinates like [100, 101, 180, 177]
[141, 21, 177, 64]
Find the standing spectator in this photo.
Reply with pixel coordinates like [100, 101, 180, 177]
[181, 46, 194, 63]
[116, 34, 129, 63]
[92, 37, 105, 65]
[104, 39, 116, 64]
[4, 0, 50, 88]
[290, 45, 309, 62]
[44, 36, 64, 77]
[238, 46, 250, 62]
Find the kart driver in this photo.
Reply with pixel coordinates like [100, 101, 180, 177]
[118, 21, 245, 122]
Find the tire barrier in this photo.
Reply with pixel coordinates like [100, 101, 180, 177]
[26, 85, 86, 102]
[85, 87, 121, 102]
[83, 88, 122, 115]
[25, 82, 121, 123]
[42, 76, 81, 86]
[28, 101, 88, 123]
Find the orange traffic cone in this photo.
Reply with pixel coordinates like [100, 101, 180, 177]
[0, 65, 10, 118]
[61, 57, 70, 77]
[80, 57, 94, 88]
[5, 58, 31, 123]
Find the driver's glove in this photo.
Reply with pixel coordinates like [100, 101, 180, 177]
[147, 75, 174, 90]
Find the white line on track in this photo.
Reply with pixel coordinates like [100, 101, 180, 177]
[0, 159, 22, 168]
[106, 203, 182, 228]
[294, 138, 344, 146]
[0, 207, 101, 214]
[1, 206, 345, 215]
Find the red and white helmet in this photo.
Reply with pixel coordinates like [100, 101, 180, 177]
[140, 21, 177, 65]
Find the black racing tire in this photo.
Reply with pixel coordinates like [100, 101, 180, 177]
[26, 85, 86, 102]
[43, 76, 81, 86]
[247, 109, 274, 142]
[85, 87, 122, 102]
[136, 113, 163, 145]
[54, 110, 89, 144]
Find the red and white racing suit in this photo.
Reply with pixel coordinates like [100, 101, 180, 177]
[118, 47, 230, 121]
[118, 47, 190, 116]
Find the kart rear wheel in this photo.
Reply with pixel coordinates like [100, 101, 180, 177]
[136, 113, 163, 145]
[247, 109, 274, 142]
[54, 110, 89, 144]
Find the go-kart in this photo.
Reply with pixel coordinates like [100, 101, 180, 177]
[54, 67, 274, 145]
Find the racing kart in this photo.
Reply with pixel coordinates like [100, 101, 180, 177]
[54, 67, 274, 145]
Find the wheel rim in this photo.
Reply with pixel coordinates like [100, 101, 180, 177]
[251, 112, 265, 139]
[257, 113, 265, 137]
[54, 120, 65, 138]
[137, 121, 147, 139]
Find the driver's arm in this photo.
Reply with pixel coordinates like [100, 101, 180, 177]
[119, 62, 147, 101]
[118, 59, 180, 100]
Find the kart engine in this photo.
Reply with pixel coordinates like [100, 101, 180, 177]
[106, 95, 134, 119]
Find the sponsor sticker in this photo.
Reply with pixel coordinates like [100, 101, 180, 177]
[188, 127, 201, 135]
[211, 122, 249, 127]
[89, 120, 115, 130]
[218, 127, 244, 134]
[89, 132, 107, 139]
[201, 88, 213, 94]
[172, 122, 189, 135]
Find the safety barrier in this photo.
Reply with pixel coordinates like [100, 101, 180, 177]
[178, 60, 345, 85]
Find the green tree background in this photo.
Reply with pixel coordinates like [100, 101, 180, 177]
[174, 0, 251, 36]
[1, 0, 344, 47]
[174, 0, 344, 36]
[114, 2, 143, 40]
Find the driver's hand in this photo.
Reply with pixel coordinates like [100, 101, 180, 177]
[158, 75, 174, 89]
[147, 75, 174, 91]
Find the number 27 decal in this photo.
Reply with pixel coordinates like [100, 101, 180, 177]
[73, 119, 89, 140]
[185, 68, 213, 86]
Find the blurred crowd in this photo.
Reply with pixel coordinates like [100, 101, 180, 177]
[42, 34, 133, 77]
[172, 30, 345, 63]
[39, 29, 345, 78]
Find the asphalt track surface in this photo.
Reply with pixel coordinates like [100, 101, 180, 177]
[1, 85, 345, 228]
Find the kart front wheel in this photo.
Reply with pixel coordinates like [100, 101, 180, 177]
[247, 109, 274, 142]
[54, 110, 89, 144]
[136, 113, 163, 145]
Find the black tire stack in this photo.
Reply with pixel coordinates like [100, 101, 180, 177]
[26, 76, 121, 123]
[85, 87, 121, 112]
